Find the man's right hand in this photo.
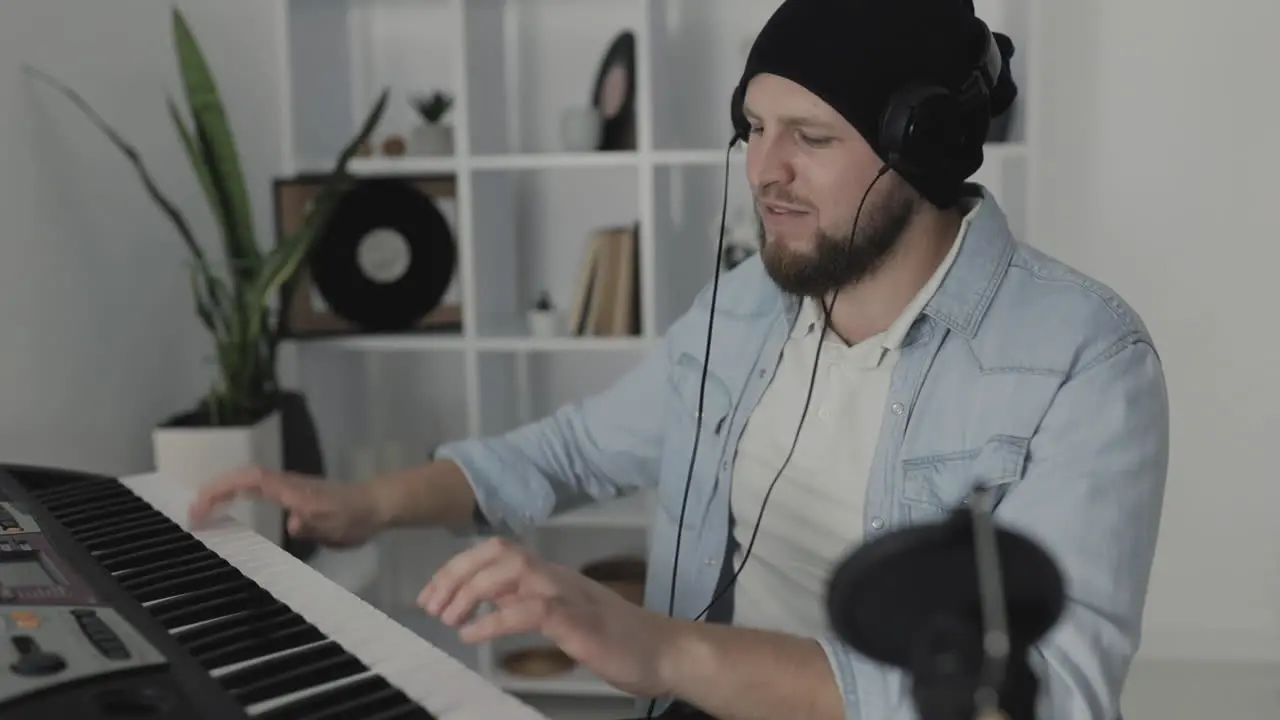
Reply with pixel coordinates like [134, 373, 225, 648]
[187, 468, 384, 548]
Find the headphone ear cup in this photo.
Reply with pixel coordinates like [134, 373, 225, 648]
[879, 84, 965, 178]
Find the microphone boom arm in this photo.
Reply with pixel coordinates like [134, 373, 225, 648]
[970, 485, 1011, 719]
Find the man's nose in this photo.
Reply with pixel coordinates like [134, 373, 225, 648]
[748, 135, 795, 190]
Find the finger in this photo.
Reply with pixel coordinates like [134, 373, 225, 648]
[438, 554, 530, 627]
[419, 537, 520, 613]
[286, 511, 305, 537]
[458, 596, 553, 644]
[190, 469, 311, 528]
[188, 467, 266, 524]
[244, 476, 312, 514]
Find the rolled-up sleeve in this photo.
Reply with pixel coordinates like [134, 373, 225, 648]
[434, 340, 673, 536]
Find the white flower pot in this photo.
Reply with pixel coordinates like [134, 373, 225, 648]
[527, 309, 561, 338]
[560, 107, 602, 152]
[152, 409, 284, 546]
[408, 124, 454, 156]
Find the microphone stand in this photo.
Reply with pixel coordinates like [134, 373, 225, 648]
[907, 486, 1036, 720]
[825, 483, 1065, 720]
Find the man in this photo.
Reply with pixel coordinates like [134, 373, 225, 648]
[190, 1, 1169, 719]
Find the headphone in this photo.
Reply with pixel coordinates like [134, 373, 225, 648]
[728, 16, 1005, 186]
[645, 18, 1005, 719]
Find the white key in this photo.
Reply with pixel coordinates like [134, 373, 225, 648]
[120, 472, 550, 720]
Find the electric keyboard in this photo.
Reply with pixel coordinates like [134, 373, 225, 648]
[0, 463, 550, 720]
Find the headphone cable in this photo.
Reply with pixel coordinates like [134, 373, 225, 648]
[646, 141, 890, 718]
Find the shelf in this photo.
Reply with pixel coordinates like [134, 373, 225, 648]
[495, 660, 626, 698]
[470, 164, 642, 339]
[651, 157, 754, 333]
[330, 143, 1025, 176]
[285, 0, 461, 167]
[647, 0, 778, 151]
[347, 155, 457, 176]
[281, 0, 1042, 704]
[471, 152, 639, 170]
[485, 629, 629, 697]
[476, 350, 652, 436]
[464, 0, 649, 156]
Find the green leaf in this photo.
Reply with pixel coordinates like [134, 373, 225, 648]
[23, 64, 209, 268]
[251, 88, 391, 342]
[169, 95, 245, 285]
[171, 8, 259, 274]
[189, 262, 220, 333]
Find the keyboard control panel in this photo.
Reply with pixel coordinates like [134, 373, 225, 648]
[0, 476, 213, 720]
[0, 604, 167, 702]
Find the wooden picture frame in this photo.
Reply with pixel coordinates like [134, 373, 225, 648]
[272, 173, 463, 338]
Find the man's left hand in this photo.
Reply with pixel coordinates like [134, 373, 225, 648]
[418, 537, 682, 698]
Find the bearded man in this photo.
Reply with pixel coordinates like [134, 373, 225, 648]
[191, 1, 1170, 718]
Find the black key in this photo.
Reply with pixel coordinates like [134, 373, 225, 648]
[36, 483, 130, 509]
[82, 519, 183, 551]
[255, 675, 405, 720]
[78, 512, 178, 545]
[52, 494, 143, 522]
[184, 610, 312, 655]
[361, 705, 437, 720]
[220, 642, 369, 705]
[26, 478, 116, 503]
[118, 555, 227, 594]
[196, 623, 325, 670]
[69, 505, 171, 535]
[172, 603, 294, 645]
[146, 577, 257, 619]
[117, 552, 224, 586]
[99, 537, 207, 572]
[130, 565, 244, 604]
[153, 585, 278, 630]
[91, 530, 193, 564]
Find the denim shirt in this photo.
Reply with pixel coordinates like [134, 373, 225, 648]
[436, 186, 1170, 720]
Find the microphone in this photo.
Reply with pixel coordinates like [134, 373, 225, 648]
[825, 484, 1066, 720]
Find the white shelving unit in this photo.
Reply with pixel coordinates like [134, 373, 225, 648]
[275, 0, 1037, 706]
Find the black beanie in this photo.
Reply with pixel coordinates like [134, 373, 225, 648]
[731, 0, 1017, 208]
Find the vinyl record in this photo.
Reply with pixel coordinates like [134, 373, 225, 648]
[308, 178, 456, 332]
[591, 30, 636, 151]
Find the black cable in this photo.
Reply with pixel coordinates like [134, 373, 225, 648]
[645, 135, 891, 718]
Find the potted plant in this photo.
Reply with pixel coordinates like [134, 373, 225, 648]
[527, 291, 560, 337]
[25, 8, 388, 546]
[408, 90, 454, 156]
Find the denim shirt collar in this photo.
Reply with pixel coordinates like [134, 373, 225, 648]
[775, 183, 1016, 343]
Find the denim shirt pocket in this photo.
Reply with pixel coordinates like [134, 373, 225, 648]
[659, 351, 735, 524]
[899, 434, 1030, 523]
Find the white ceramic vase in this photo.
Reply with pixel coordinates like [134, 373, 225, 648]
[559, 107, 602, 152]
[152, 410, 284, 546]
[527, 309, 561, 338]
[408, 123, 454, 156]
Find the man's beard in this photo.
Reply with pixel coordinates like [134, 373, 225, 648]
[757, 189, 917, 298]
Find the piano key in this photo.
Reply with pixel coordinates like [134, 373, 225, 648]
[118, 473, 550, 720]
[194, 622, 326, 670]
[254, 674, 408, 720]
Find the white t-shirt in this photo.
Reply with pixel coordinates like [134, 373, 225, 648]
[728, 198, 980, 638]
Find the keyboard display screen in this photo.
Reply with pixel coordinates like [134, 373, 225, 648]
[0, 557, 55, 587]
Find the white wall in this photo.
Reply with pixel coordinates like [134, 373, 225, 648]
[1034, 0, 1280, 670]
[0, 0, 285, 476]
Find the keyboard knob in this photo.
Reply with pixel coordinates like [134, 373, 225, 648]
[9, 634, 66, 676]
[10, 649, 66, 676]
